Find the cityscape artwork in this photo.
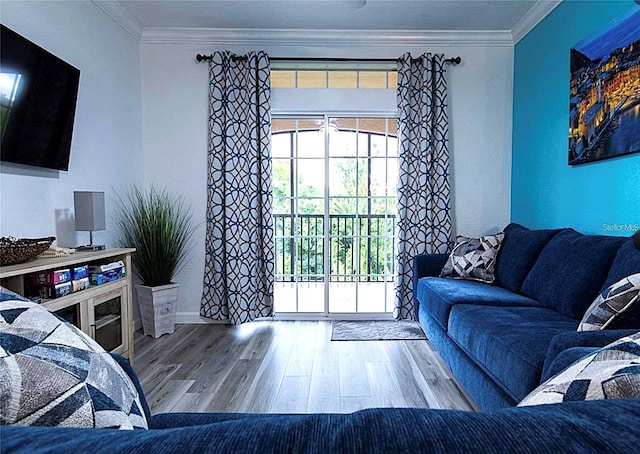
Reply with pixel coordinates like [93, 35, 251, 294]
[569, 9, 640, 165]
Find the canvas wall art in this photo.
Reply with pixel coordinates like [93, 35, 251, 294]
[569, 8, 640, 165]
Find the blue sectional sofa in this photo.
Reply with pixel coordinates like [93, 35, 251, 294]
[3, 353, 640, 453]
[3, 228, 640, 452]
[413, 223, 640, 411]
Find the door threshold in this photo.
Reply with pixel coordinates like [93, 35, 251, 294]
[268, 312, 394, 321]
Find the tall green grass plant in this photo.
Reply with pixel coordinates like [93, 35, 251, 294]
[114, 186, 195, 287]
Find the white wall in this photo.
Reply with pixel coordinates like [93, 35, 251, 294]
[0, 1, 143, 248]
[140, 35, 514, 321]
[0, 5, 514, 323]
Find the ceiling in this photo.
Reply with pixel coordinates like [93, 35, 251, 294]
[117, 0, 542, 32]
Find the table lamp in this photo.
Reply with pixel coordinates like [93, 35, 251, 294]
[74, 191, 106, 251]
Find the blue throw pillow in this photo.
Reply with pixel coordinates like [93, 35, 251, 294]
[521, 229, 626, 319]
[494, 224, 562, 293]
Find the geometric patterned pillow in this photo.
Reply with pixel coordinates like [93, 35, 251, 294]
[518, 332, 640, 406]
[0, 299, 148, 429]
[0, 286, 26, 302]
[440, 233, 505, 283]
[578, 273, 640, 331]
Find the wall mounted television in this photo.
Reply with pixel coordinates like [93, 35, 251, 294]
[1, 24, 80, 171]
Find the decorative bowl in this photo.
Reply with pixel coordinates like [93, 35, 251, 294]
[0, 236, 55, 266]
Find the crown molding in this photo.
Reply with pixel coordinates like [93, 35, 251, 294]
[93, 0, 558, 48]
[92, 0, 143, 40]
[140, 28, 514, 47]
[511, 0, 562, 44]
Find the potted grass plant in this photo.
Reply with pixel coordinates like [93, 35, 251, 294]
[114, 185, 195, 338]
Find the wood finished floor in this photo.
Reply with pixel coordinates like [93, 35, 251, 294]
[134, 321, 478, 415]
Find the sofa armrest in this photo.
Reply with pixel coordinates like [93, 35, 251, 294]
[541, 329, 638, 384]
[412, 254, 448, 320]
[540, 347, 597, 382]
[110, 352, 152, 420]
[413, 254, 449, 280]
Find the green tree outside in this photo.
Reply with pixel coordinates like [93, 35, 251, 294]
[273, 130, 397, 283]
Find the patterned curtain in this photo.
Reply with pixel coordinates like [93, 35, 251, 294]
[200, 51, 274, 325]
[394, 52, 452, 320]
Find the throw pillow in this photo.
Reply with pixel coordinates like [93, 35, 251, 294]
[440, 233, 505, 283]
[493, 224, 562, 293]
[0, 299, 148, 429]
[520, 229, 626, 320]
[518, 332, 640, 406]
[0, 286, 25, 302]
[578, 273, 640, 331]
[601, 239, 640, 290]
[598, 240, 640, 329]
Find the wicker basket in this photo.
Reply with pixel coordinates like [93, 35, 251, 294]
[0, 237, 55, 266]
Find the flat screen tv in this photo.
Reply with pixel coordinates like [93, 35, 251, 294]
[1, 24, 80, 171]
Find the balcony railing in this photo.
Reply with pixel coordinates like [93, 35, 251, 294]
[274, 213, 396, 283]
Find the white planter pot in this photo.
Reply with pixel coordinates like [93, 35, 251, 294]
[136, 282, 180, 338]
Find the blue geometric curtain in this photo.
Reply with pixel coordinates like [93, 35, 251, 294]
[200, 51, 274, 324]
[394, 52, 452, 320]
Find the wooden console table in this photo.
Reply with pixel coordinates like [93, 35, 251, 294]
[0, 248, 135, 363]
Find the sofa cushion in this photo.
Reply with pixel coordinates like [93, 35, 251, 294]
[601, 239, 640, 329]
[0, 299, 148, 429]
[519, 332, 640, 406]
[578, 273, 640, 331]
[494, 224, 562, 293]
[521, 229, 625, 319]
[416, 277, 541, 331]
[440, 233, 505, 283]
[602, 239, 640, 289]
[447, 304, 578, 402]
[419, 307, 519, 410]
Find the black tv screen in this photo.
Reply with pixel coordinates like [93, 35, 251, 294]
[1, 24, 80, 171]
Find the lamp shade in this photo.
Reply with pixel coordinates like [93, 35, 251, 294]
[74, 191, 106, 232]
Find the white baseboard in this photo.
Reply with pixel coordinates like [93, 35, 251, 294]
[143, 311, 395, 325]
[273, 312, 394, 321]
[175, 312, 229, 324]
[133, 313, 229, 329]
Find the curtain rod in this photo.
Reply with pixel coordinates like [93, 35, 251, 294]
[195, 54, 462, 65]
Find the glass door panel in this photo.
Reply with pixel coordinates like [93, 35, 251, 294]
[326, 117, 397, 314]
[272, 116, 398, 315]
[54, 304, 81, 328]
[92, 288, 126, 353]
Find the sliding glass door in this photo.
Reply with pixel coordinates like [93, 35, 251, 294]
[272, 116, 398, 316]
